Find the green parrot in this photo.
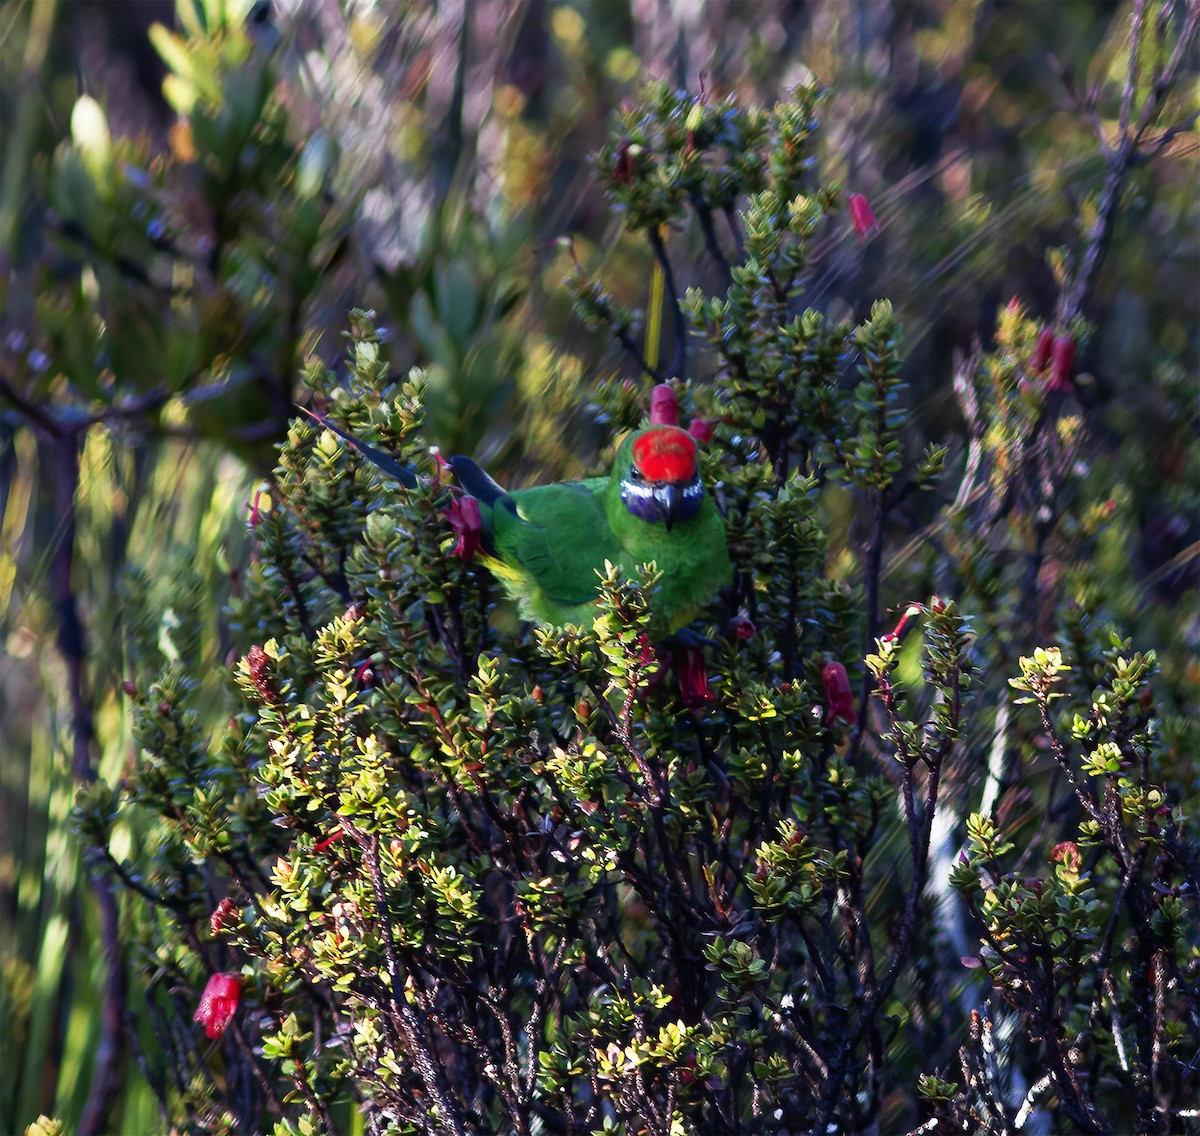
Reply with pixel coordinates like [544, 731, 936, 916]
[307, 386, 732, 636]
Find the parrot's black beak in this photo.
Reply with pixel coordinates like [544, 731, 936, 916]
[654, 484, 681, 531]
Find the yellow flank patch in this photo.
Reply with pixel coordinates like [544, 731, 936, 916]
[479, 552, 522, 582]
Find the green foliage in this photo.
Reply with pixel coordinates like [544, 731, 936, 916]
[944, 642, 1195, 1134]
[68, 68, 1199, 1133]
[5, 3, 1198, 1135]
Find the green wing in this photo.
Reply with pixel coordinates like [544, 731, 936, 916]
[488, 477, 621, 621]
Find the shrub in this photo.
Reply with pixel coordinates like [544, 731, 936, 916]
[70, 45, 1199, 1135]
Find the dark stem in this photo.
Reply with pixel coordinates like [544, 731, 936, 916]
[847, 490, 887, 770]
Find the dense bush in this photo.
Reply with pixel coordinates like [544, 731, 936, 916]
[3, 2, 1198, 1134]
[73, 66, 1200, 1136]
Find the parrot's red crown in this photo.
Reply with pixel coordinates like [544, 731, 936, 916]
[632, 427, 698, 483]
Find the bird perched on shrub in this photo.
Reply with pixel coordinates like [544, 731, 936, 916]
[307, 385, 731, 636]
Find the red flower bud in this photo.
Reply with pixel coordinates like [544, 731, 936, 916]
[848, 193, 879, 241]
[1047, 335, 1076, 392]
[446, 494, 483, 561]
[650, 384, 680, 426]
[822, 661, 856, 725]
[687, 417, 716, 444]
[1029, 327, 1054, 372]
[194, 972, 241, 1039]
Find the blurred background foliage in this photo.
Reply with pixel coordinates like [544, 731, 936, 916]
[0, 0, 1196, 1131]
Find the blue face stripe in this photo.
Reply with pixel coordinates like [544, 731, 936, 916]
[620, 475, 704, 525]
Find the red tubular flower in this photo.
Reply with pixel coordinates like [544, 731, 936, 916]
[678, 646, 716, 710]
[650, 383, 680, 426]
[446, 494, 483, 561]
[194, 972, 241, 1039]
[1029, 327, 1054, 372]
[822, 661, 856, 725]
[1047, 335, 1076, 392]
[882, 602, 925, 644]
[315, 826, 346, 853]
[848, 193, 879, 241]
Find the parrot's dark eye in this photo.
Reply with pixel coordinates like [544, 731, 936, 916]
[628, 468, 644, 482]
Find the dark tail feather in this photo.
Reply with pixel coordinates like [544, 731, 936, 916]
[448, 455, 515, 513]
[297, 406, 420, 489]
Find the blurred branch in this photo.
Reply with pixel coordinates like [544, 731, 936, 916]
[33, 419, 129, 1135]
[1055, 0, 1200, 328]
[0, 0, 57, 255]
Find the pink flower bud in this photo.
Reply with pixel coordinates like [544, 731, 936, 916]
[848, 194, 879, 241]
[650, 384, 680, 426]
[687, 417, 716, 444]
[194, 972, 241, 1039]
[822, 661, 856, 725]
